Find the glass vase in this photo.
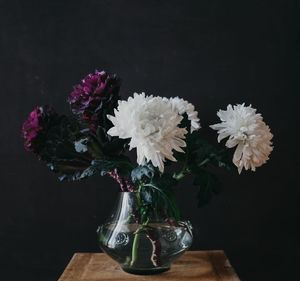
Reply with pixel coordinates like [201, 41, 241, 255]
[97, 191, 193, 275]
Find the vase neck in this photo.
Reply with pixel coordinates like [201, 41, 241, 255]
[109, 191, 179, 225]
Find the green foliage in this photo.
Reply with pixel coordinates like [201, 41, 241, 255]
[103, 138, 129, 156]
[37, 115, 93, 181]
[149, 173, 180, 221]
[186, 131, 233, 171]
[152, 173, 178, 189]
[178, 113, 191, 132]
[193, 169, 222, 207]
[85, 125, 129, 158]
[80, 156, 133, 180]
[136, 196, 152, 224]
[130, 161, 181, 222]
[184, 131, 233, 207]
[131, 162, 155, 183]
[38, 114, 129, 182]
[57, 171, 83, 182]
[130, 161, 180, 220]
[27, 98, 233, 210]
[78, 165, 99, 179]
[39, 116, 81, 161]
[173, 129, 233, 207]
[140, 188, 152, 204]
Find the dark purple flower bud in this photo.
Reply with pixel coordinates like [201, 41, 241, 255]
[67, 70, 121, 132]
[21, 105, 56, 154]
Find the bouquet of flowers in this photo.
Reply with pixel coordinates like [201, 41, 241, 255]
[21, 69, 273, 273]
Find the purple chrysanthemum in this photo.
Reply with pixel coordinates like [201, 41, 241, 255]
[21, 105, 56, 153]
[67, 70, 121, 132]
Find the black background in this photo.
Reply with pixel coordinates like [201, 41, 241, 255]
[0, 1, 299, 280]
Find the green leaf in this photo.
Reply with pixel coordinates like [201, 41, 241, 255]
[91, 156, 133, 177]
[193, 169, 222, 207]
[147, 173, 180, 220]
[152, 173, 178, 190]
[142, 183, 180, 221]
[79, 166, 99, 179]
[35, 114, 94, 181]
[213, 149, 235, 170]
[184, 130, 234, 172]
[102, 137, 129, 156]
[179, 113, 191, 132]
[131, 162, 155, 183]
[58, 171, 82, 181]
[187, 135, 215, 167]
[77, 155, 134, 180]
[140, 188, 153, 204]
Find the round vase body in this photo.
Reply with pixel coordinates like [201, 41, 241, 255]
[97, 192, 193, 275]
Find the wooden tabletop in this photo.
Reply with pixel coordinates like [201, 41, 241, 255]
[59, 250, 240, 281]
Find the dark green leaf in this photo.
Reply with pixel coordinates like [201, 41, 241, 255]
[92, 156, 133, 177]
[131, 162, 155, 183]
[103, 138, 129, 155]
[140, 188, 152, 203]
[152, 173, 178, 190]
[148, 173, 180, 220]
[179, 113, 191, 132]
[58, 171, 82, 181]
[184, 130, 234, 171]
[80, 166, 99, 179]
[193, 169, 222, 207]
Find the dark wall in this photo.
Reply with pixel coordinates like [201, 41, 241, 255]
[0, 1, 299, 280]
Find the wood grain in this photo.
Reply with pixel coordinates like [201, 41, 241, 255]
[59, 251, 240, 281]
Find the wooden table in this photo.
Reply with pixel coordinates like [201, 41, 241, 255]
[59, 251, 240, 281]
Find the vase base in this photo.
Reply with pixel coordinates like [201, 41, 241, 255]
[122, 266, 170, 275]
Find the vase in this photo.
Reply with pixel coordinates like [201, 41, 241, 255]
[97, 191, 193, 275]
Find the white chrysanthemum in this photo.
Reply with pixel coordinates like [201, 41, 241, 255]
[210, 104, 273, 174]
[74, 138, 88, 153]
[167, 97, 201, 132]
[107, 93, 188, 172]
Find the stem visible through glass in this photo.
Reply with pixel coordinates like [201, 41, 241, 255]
[130, 218, 149, 266]
[130, 230, 140, 266]
[130, 187, 144, 267]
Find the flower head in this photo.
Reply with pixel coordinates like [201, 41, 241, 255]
[21, 105, 57, 154]
[168, 97, 201, 132]
[107, 93, 188, 172]
[210, 103, 273, 173]
[67, 70, 120, 131]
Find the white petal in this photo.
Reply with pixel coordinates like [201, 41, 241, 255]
[211, 103, 273, 173]
[106, 93, 189, 172]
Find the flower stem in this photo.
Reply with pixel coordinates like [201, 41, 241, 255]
[130, 187, 143, 267]
[130, 230, 140, 266]
[173, 156, 212, 181]
[198, 157, 210, 166]
[173, 162, 190, 181]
